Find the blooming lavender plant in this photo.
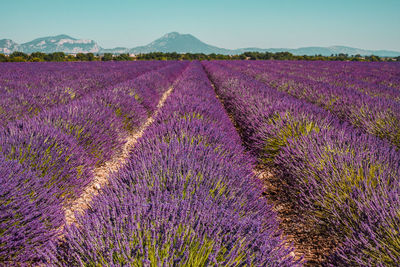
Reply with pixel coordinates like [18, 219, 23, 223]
[45, 62, 296, 266]
[0, 155, 64, 264]
[0, 61, 166, 126]
[203, 60, 400, 265]
[0, 61, 188, 265]
[222, 60, 400, 148]
[0, 120, 94, 199]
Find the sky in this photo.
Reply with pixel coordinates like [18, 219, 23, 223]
[1, 0, 399, 51]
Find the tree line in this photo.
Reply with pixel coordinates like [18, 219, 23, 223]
[0, 51, 398, 62]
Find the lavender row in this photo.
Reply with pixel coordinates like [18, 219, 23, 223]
[0, 62, 187, 264]
[253, 60, 400, 91]
[221, 60, 400, 148]
[246, 60, 400, 101]
[0, 61, 167, 95]
[44, 62, 297, 266]
[203, 61, 400, 265]
[0, 61, 167, 126]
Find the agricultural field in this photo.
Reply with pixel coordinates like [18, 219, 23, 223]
[1, 60, 400, 266]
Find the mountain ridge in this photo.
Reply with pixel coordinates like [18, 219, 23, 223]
[1, 32, 399, 57]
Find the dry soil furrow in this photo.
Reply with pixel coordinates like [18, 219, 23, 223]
[255, 167, 338, 266]
[63, 86, 174, 227]
[207, 75, 333, 266]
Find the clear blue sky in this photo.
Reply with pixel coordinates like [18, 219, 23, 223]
[1, 0, 399, 51]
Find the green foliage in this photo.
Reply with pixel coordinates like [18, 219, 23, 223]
[114, 53, 132, 61]
[44, 52, 66, 62]
[0, 51, 392, 62]
[75, 222, 249, 266]
[312, 146, 384, 225]
[101, 53, 113, 61]
[28, 57, 43, 62]
[30, 52, 46, 60]
[0, 53, 8, 62]
[76, 53, 87, 61]
[9, 51, 28, 60]
[262, 112, 321, 163]
[86, 53, 95, 61]
[8, 56, 26, 62]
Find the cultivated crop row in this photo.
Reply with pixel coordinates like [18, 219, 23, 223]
[0, 61, 187, 264]
[203, 61, 400, 265]
[2, 59, 399, 266]
[0, 61, 168, 126]
[43, 62, 297, 266]
[253, 60, 400, 91]
[252, 60, 400, 100]
[221, 60, 400, 148]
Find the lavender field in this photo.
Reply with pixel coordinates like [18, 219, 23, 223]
[1, 60, 400, 266]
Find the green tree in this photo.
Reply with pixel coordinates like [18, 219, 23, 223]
[29, 57, 43, 62]
[9, 56, 26, 62]
[45, 52, 66, 61]
[0, 53, 7, 62]
[30, 52, 46, 60]
[76, 53, 88, 61]
[86, 53, 95, 61]
[9, 51, 28, 60]
[66, 55, 76, 61]
[115, 53, 131, 61]
[102, 53, 113, 61]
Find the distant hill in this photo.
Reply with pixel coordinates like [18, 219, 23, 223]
[0, 39, 20, 54]
[0, 34, 101, 54]
[130, 32, 231, 54]
[258, 46, 400, 57]
[1, 32, 399, 57]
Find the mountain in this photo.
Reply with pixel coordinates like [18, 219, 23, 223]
[20, 34, 101, 54]
[130, 32, 231, 54]
[0, 34, 101, 54]
[1, 32, 399, 57]
[259, 46, 400, 57]
[101, 47, 130, 54]
[0, 39, 20, 54]
[128, 33, 400, 56]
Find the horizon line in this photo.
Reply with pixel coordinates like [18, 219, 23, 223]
[1, 32, 400, 53]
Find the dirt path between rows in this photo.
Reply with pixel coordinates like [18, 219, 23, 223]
[63, 86, 174, 227]
[206, 75, 336, 266]
[254, 167, 338, 266]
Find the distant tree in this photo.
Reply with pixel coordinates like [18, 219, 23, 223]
[366, 55, 381, 62]
[115, 53, 131, 61]
[66, 55, 76, 61]
[9, 56, 26, 62]
[29, 57, 42, 62]
[76, 53, 87, 61]
[102, 53, 113, 61]
[45, 52, 66, 61]
[9, 51, 28, 60]
[0, 53, 7, 62]
[30, 52, 46, 60]
[86, 53, 95, 61]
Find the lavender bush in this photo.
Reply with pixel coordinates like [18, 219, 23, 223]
[0, 61, 188, 265]
[45, 62, 296, 266]
[0, 61, 166, 126]
[203, 61, 400, 265]
[0, 155, 64, 264]
[221, 60, 400, 148]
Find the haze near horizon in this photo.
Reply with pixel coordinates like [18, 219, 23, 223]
[1, 0, 399, 51]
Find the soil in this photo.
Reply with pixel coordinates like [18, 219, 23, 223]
[208, 76, 338, 266]
[254, 167, 339, 266]
[62, 86, 174, 227]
